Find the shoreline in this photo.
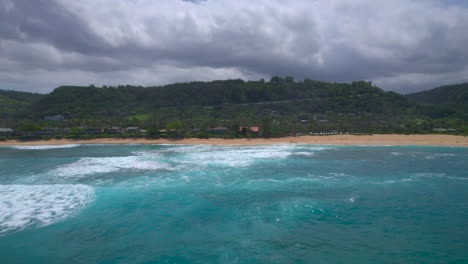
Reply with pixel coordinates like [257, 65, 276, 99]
[0, 134, 467, 147]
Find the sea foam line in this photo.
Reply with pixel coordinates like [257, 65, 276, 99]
[10, 144, 81, 150]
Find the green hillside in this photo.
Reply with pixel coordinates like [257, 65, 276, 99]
[406, 83, 468, 105]
[0, 78, 466, 135]
[29, 79, 413, 118]
[0, 90, 44, 118]
[406, 83, 468, 118]
[0, 89, 45, 104]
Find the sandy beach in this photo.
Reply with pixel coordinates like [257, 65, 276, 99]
[0, 134, 467, 147]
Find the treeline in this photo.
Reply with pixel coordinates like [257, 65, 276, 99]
[27, 78, 411, 118]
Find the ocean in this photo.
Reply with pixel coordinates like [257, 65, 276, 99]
[0, 144, 467, 263]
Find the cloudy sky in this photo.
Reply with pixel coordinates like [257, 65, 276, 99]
[1, 0, 468, 94]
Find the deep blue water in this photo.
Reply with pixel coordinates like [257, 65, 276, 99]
[0, 144, 467, 264]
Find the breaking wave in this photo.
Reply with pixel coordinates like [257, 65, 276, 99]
[376, 178, 415, 184]
[413, 173, 468, 180]
[169, 145, 330, 167]
[391, 151, 459, 159]
[0, 184, 95, 235]
[293, 152, 316, 157]
[248, 177, 319, 185]
[51, 156, 175, 178]
[11, 144, 81, 150]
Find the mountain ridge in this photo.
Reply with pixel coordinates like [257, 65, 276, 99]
[0, 79, 466, 135]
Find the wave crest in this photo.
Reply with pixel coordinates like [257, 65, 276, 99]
[11, 144, 81, 150]
[51, 156, 175, 177]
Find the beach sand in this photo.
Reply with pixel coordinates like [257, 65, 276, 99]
[0, 134, 467, 147]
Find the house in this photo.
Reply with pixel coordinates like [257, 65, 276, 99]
[85, 128, 104, 134]
[238, 127, 259, 135]
[125, 127, 140, 133]
[249, 127, 260, 133]
[36, 129, 57, 136]
[105, 127, 123, 134]
[433, 128, 457, 133]
[210, 127, 229, 135]
[44, 115, 65, 121]
[0, 128, 14, 135]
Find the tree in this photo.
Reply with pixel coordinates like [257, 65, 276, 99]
[148, 110, 162, 130]
[261, 117, 273, 138]
[270, 76, 283, 83]
[146, 128, 160, 138]
[18, 122, 42, 133]
[166, 120, 184, 130]
[284, 76, 294, 83]
[70, 127, 85, 134]
[230, 122, 240, 134]
[166, 120, 184, 138]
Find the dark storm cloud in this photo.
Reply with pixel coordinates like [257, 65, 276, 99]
[1, 0, 468, 93]
[0, 0, 108, 54]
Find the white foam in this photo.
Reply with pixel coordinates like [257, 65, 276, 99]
[414, 173, 468, 180]
[51, 156, 174, 178]
[293, 152, 316, 157]
[248, 179, 283, 183]
[329, 172, 349, 177]
[391, 152, 459, 159]
[170, 145, 217, 154]
[174, 145, 300, 167]
[12, 144, 81, 150]
[248, 177, 318, 184]
[276, 198, 320, 216]
[424, 153, 457, 160]
[348, 194, 360, 203]
[376, 178, 414, 184]
[131, 151, 164, 159]
[163, 145, 334, 167]
[415, 173, 447, 177]
[180, 175, 191, 182]
[0, 184, 94, 235]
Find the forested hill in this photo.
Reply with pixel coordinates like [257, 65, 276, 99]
[1, 78, 466, 128]
[406, 83, 468, 118]
[406, 83, 468, 105]
[0, 90, 44, 118]
[26, 79, 412, 118]
[0, 90, 45, 103]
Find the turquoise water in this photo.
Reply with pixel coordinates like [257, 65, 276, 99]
[0, 144, 467, 264]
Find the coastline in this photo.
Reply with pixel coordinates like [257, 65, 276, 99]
[0, 134, 467, 147]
